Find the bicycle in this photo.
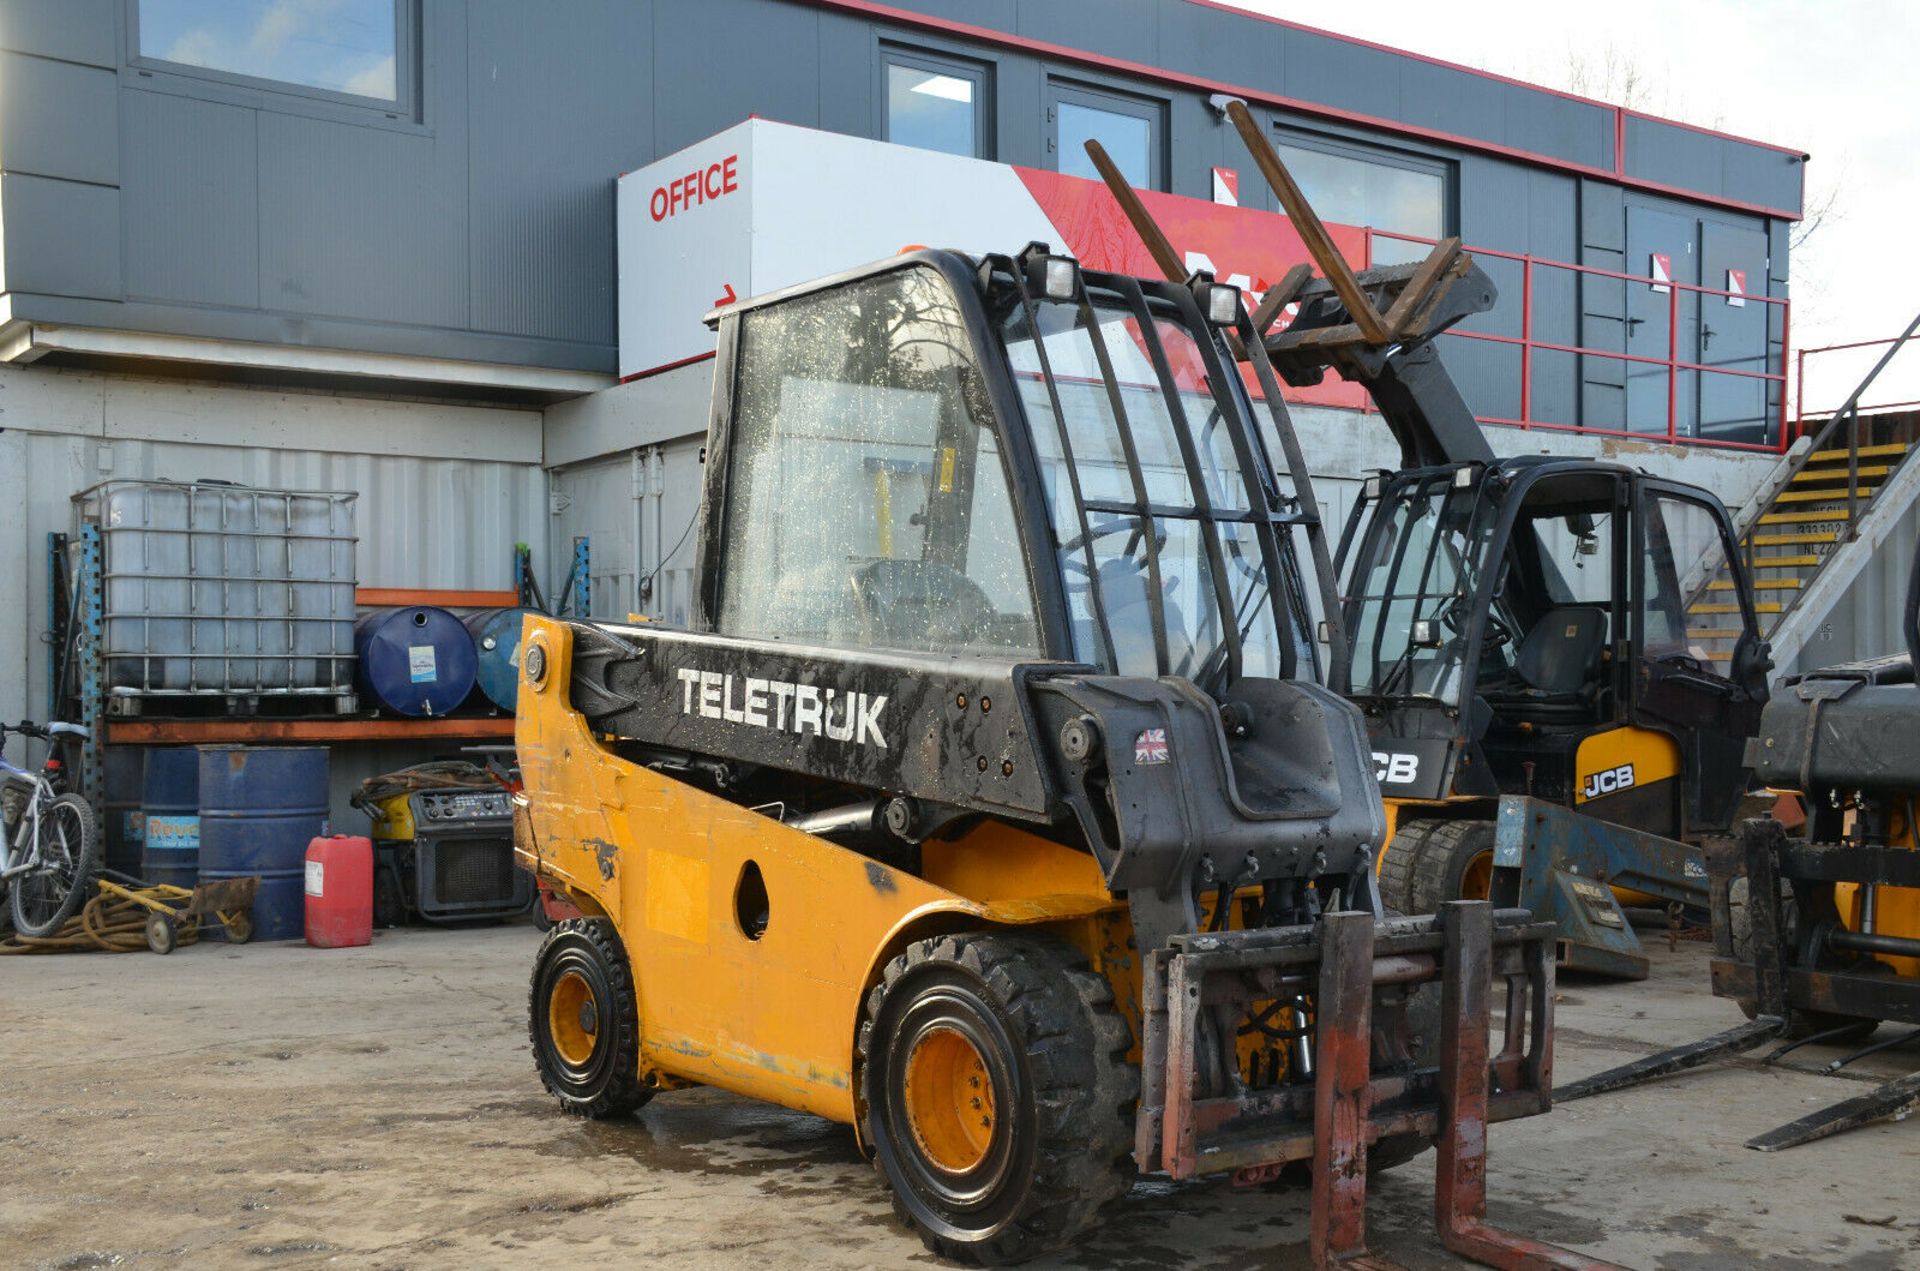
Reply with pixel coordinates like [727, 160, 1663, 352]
[0, 720, 99, 938]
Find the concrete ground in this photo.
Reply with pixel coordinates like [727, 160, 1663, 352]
[3, 925, 1918, 1270]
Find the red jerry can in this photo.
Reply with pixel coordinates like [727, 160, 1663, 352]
[305, 835, 373, 948]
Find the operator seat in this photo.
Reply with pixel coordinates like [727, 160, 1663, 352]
[1487, 604, 1608, 724]
[1099, 557, 1195, 677]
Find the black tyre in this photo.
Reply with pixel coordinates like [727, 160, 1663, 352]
[1727, 877, 1876, 1042]
[529, 917, 651, 1118]
[1378, 818, 1496, 916]
[10, 793, 98, 938]
[859, 932, 1136, 1265]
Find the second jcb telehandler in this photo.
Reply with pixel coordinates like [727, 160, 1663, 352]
[513, 229, 1601, 1264]
[1081, 102, 1772, 979]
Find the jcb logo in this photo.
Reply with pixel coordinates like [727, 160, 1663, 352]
[1581, 763, 1636, 800]
[1373, 751, 1420, 785]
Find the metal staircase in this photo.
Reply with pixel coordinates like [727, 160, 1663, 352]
[1692, 310, 1920, 673]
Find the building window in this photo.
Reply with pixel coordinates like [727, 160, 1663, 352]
[1273, 131, 1449, 263]
[884, 49, 989, 159]
[132, 0, 411, 106]
[1050, 82, 1165, 190]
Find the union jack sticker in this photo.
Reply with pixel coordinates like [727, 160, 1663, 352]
[1134, 727, 1170, 765]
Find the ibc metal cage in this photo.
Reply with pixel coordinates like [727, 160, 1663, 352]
[72, 480, 359, 713]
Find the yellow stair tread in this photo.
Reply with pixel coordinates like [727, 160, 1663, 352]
[1690, 628, 1746, 639]
[1808, 442, 1909, 463]
[1774, 486, 1880, 504]
[1691, 601, 1781, 614]
[1759, 510, 1853, 525]
[1744, 554, 1822, 567]
[1792, 465, 1892, 482]
[1710, 578, 1800, 590]
[1748, 531, 1841, 545]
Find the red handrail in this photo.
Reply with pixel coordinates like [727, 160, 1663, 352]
[1795, 333, 1920, 441]
[1360, 228, 1791, 452]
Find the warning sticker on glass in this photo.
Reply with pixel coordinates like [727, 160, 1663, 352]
[408, 645, 438, 683]
[305, 859, 325, 897]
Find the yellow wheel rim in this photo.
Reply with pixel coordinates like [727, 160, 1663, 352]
[549, 969, 599, 1067]
[1460, 849, 1495, 901]
[902, 1026, 996, 1173]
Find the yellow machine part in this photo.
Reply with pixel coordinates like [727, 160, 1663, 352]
[365, 790, 415, 842]
[1837, 804, 1920, 978]
[1575, 727, 1681, 907]
[1572, 726, 1681, 807]
[513, 616, 1124, 1126]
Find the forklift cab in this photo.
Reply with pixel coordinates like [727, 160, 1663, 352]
[1337, 456, 1770, 839]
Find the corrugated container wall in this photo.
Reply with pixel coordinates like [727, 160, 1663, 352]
[0, 364, 548, 825]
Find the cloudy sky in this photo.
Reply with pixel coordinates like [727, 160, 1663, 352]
[1222, 0, 1918, 415]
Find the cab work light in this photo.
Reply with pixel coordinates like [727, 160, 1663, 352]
[1017, 242, 1081, 302]
[1203, 281, 1241, 326]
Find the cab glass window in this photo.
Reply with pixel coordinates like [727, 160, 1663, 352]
[716, 266, 1039, 657]
[1001, 294, 1286, 679]
[1640, 492, 1740, 669]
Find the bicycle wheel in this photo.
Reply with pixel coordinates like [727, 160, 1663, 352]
[10, 793, 98, 938]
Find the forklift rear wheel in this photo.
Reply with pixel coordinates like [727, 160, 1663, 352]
[859, 932, 1136, 1265]
[1378, 818, 1496, 914]
[1728, 877, 1877, 1042]
[529, 918, 651, 1118]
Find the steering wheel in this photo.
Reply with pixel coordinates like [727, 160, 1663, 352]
[1058, 519, 1165, 588]
[850, 559, 995, 648]
[1437, 597, 1512, 652]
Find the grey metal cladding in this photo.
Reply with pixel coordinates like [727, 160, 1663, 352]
[0, 172, 121, 299]
[1398, 57, 1509, 146]
[0, 52, 119, 184]
[1624, 114, 1802, 213]
[651, 0, 823, 155]
[1280, 26, 1404, 122]
[122, 92, 258, 308]
[0, 0, 117, 65]
[257, 111, 467, 329]
[1015, 0, 1160, 66]
[466, 0, 651, 345]
[1153, 0, 1283, 91]
[1502, 91, 1612, 173]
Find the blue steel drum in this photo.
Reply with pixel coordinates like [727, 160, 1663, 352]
[103, 746, 146, 880]
[140, 746, 200, 889]
[462, 607, 529, 713]
[198, 745, 330, 942]
[354, 607, 477, 718]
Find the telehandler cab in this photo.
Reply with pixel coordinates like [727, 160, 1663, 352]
[513, 241, 1596, 1266]
[1082, 102, 1773, 977]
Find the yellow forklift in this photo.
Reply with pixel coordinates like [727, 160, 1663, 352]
[513, 231, 1599, 1264]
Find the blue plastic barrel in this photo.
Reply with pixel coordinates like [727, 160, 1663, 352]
[103, 747, 146, 880]
[198, 745, 330, 942]
[140, 747, 200, 888]
[354, 607, 477, 717]
[463, 608, 529, 713]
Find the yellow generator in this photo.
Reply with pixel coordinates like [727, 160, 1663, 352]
[513, 243, 1593, 1267]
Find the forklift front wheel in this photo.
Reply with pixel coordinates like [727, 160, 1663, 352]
[529, 918, 651, 1118]
[1378, 818, 1496, 914]
[860, 932, 1135, 1265]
